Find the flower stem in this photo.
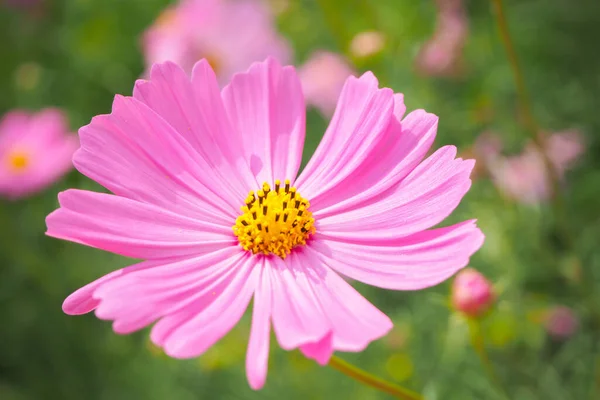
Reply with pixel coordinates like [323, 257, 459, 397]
[327, 355, 423, 400]
[467, 318, 510, 400]
[490, 0, 563, 199]
[490, 0, 536, 136]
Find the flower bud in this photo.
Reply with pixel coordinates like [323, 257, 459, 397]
[451, 268, 495, 317]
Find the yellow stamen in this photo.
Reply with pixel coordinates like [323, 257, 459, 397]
[6, 150, 30, 172]
[233, 179, 316, 259]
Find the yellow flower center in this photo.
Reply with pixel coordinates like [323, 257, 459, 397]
[233, 180, 316, 259]
[6, 150, 30, 173]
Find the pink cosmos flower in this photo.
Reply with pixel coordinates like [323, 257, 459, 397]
[0, 109, 77, 199]
[298, 51, 355, 117]
[46, 58, 484, 389]
[451, 268, 494, 317]
[416, 0, 468, 77]
[545, 130, 584, 175]
[142, 0, 290, 84]
[476, 131, 584, 204]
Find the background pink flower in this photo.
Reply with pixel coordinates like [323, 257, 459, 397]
[474, 130, 584, 204]
[298, 51, 356, 117]
[490, 144, 551, 204]
[416, 0, 468, 77]
[544, 306, 578, 339]
[0, 109, 77, 199]
[142, 0, 291, 84]
[46, 59, 483, 389]
[545, 130, 584, 175]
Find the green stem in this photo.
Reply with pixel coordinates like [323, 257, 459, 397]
[490, 0, 562, 193]
[467, 319, 510, 400]
[490, 0, 536, 136]
[327, 355, 423, 400]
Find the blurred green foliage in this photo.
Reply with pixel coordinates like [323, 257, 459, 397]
[1, 0, 600, 399]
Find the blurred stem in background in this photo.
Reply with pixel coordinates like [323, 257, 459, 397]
[327, 355, 424, 400]
[467, 319, 510, 400]
[491, 0, 600, 329]
[490, 0, 562, 199]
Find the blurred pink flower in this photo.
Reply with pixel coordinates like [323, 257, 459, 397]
[298, 51, 356, 117]
[545, 306, 578, 339]
[349, 31, 385, 58]
[416, 1, 468, 77]
[477, 130, 584, 204]
[545, 130, 585, 175]
[0, 109, 77, 199]
[490, 144, 551, 205]
[142, 0, 291, 84]
[46, 58, 483, 389]
[451, 268, 494, 317]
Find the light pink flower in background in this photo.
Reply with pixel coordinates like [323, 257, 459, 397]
[490, 144, 551, 204]
[349, 31, 386, 58]
[476, 130, 584, 204]
[473, 131, 503, 161]
[46, 58, 484, 389]
[544, 306, 578, 339]
[545, 130, 584, 175]
[298, 51, 356, 117]
[451, 268, 494, 317]
[0, 109, 77, 199]
[142, 0, 290, 84]
[416, 0, 468, 77]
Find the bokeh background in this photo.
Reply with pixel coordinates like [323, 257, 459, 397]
[1, 0, 600, 399]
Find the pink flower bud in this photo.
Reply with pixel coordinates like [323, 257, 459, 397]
[451, 268, 495, 317]
[544, 306, 578, 339]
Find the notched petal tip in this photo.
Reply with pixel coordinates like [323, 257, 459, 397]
[356, 70, 379, 86]
[149, 60, 188, 80]
[300, 332, 334, 365]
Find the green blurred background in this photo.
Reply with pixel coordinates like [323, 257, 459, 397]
[1, 0, 599, 399]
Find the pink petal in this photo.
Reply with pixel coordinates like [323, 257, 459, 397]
[94, 248, 245, 335]
[246, 258, 272, 390]
[26, 108, 71, 147]
[46, 189, 235, 259]
[160, 255, 258, 358]
[268, 251, 392, 364]
[222, 58, 306, 184]
[310, 220, 484, 290]
[133, 61, 256, 194]
[268, 255, 330, 350]
[316, 146, 475, 240]
[75, 91, 240, 223]
[62, 269, 123, 315]
[295, 72, 395, 199]
[310, 107, 438, 217]
[62, 248, 237, 316]
[300, 332, 334, 366]
[0, 111, 31, 148]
